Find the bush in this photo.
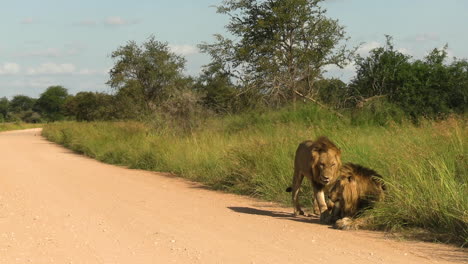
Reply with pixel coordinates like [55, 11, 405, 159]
[350, 98, 406, 126]
[349, 37, 467, 120]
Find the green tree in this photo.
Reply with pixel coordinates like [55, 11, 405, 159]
[10, 95, 36, 113]
[199, 0, 351, 106]
[36, 86, 68, 121]
[113, 85, 148, 119]
[0, 97, 9, 121]
[20, 110, 42, 123]
[313, 78, 348, 108]
[350, 37, 467, 119]
[348, 36, 411, 103]
[194, 62, 237, 113]
[446, 59, 468, 113]
[395, 47, 467, 118]
[107, 35, 186, 111]
[65, 92, 115, 121]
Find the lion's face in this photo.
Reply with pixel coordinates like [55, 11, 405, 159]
[315, 149, 341, 185]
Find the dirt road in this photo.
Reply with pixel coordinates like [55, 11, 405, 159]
[0, 128, 466, 263]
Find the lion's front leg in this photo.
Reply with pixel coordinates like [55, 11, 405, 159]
[313, 187, 329, 214]
[313, 199, 320, 215]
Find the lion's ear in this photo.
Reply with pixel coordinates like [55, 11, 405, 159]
[313, 142, 327, 153]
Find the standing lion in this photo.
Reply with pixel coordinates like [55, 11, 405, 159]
[325, 163, 386, 229]
[286, 136, 342, 217]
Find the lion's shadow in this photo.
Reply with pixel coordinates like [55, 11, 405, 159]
[227, 206, 323, 225]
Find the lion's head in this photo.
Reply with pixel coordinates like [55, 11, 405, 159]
[327, 163, 385, 219]
[311, 137, 342, 185]
[328, 174, 359, 218]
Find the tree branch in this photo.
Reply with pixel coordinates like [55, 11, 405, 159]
[294, 90, 344, 118]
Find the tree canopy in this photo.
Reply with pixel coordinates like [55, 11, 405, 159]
[65, 92, 115, 121]
[10, 95, 36, 113]
[199, 0, 351, 106]
[107, 35, 187, 111]
[349, 37, 468, 119]
[36, 85, 69, 121]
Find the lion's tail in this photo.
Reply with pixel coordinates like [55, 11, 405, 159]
[285, 187, 292, 192]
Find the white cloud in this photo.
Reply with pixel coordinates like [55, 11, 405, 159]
[103, 16, 138, 26]
[0, 63, 21, 75]
[105, 16, 126, 25]
[397, 47, 412, 55]
[26, 63, 106, 76]
[21, 17, 35, 24]
[76, 17, 139, 27]
[169, 44, 199, 56]
[77, 68, 107, 75]
[324, 62, 356, 74]
[356, 41, 412, 57]
[26, 63, 76, 75]
[357, 41, 381, 57]
[446, 48, 455, 59]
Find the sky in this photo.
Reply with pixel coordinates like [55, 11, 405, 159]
[0, 0, 467, 98]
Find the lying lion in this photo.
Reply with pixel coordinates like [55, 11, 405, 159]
[286, 136, 342, 217]
[324, 163, 386, 229]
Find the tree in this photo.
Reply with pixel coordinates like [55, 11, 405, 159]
[348, 36, 411, 103]
[199, 0, 351, 106]
[394, 47, 467, 118]
[350, 37, 467, 119]
[313, 78, 348, 108]
[107, 36, 186, 111]
[36, 85, 68, 121]
[446, 59, 468, 113]
[65, 92, 115, 121]
[194, 62, 237, 113]
[10, 95, 36, 113]
[0, 97, 9, 121]
[113, 85, 148, 119]
[20, 110, 42, 123]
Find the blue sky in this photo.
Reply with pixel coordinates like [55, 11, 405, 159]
[0, 0, 467, 98]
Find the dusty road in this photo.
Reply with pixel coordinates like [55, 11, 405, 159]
[0, 128, 466, 263]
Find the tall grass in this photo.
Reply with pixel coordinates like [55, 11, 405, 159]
[42, 103, 467, 246]
[0, 122, 42, 132]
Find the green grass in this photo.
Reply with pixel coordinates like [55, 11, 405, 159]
[42, 103, 467, 246]
[0, 122, 42, 132]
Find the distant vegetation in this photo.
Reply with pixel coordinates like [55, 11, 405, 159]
[1, 37, 465, 124]
[0, 122, 41, 132]
[3, 0, 467, 246]
[2, 1, 466, 124]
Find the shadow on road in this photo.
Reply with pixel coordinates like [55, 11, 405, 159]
[227, 206, 322, 225]
[229, 207, 468, 262]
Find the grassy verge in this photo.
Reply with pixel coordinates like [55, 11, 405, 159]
[0, 122, 42, 132]
[42, 104, 467, 246]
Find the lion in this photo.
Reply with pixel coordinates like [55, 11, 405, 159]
[285, 136, 342, 217]
[324, 163, 386, 229]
